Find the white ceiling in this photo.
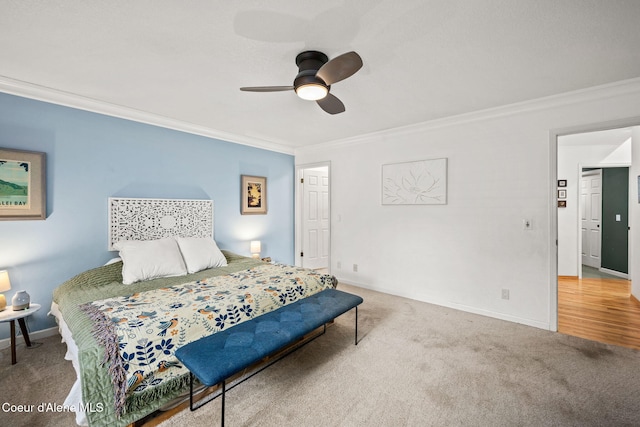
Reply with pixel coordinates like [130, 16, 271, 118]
[2, 1, 640, 153]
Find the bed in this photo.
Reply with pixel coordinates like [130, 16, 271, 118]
[49, 198, 337, 426]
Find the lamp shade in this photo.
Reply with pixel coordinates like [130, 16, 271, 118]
[250, 240, 261, 254]
[0, 270, 11, 292]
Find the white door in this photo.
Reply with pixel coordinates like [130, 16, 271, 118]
[301, 167, 329, 269]
[581, 170, 602, 269]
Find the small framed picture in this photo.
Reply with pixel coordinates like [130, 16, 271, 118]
[241, 175, 267, 215]
[558, 200, 567, 208]
[558, 189, 567, 199]
[557, 179, 567, 187]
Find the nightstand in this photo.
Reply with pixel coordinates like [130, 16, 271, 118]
[0, 303, 41, 365]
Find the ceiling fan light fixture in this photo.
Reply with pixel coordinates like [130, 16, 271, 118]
[295, 83, 328, 101]
[239, 50, 362, 114]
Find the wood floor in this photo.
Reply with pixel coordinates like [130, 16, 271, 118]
[558, 275, 640, 350]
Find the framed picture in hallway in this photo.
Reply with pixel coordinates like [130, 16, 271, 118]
[0, 148, 46, 220]
[241, 175, 267, 214]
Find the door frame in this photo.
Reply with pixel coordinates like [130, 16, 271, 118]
[577, 165, 630, 279]
[550, 116, 639, 331]
[294, 161, 331, 270]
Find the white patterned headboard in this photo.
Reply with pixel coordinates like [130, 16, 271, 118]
[108, 198, 213, 250]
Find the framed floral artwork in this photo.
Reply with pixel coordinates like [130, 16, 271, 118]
[382, 158, 447, 205]
[0, 148, 46, 220]
[241, 175, 267, 214]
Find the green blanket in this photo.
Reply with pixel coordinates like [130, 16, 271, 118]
[53, 251, 336, 427]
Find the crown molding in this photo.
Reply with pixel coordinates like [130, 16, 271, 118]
[0, 76, 295, 155]
[298, 77, 640, 154]
[4, 74, 640, 157]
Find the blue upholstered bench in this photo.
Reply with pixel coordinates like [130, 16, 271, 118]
[175, 288, 363, 426]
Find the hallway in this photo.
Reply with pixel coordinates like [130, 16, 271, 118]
[558, 273, 640, 350]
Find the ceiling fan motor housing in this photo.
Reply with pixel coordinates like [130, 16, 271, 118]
[294, 51, 330, 90]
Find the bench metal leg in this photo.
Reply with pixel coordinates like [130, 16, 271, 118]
[189, 372, 194, 410]
[355, 306, 359, 345]
[221, 380, 226, 427]
[189, 373, 225, 426]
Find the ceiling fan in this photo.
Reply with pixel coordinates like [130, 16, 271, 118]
[240, 50, 363, 115]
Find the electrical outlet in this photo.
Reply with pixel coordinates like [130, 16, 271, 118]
[353, 264, 358, 272]
[337, 261, 341, 269]
[501, 289, 510, 300]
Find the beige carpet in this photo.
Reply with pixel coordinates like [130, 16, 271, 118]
[3, 283, 640, 426]
[0, 328, 76, 427]
[158, 284, 640, 427]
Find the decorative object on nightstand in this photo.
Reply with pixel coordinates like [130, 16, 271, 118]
[0, 270, 10, 311]
[11, 290, 30, 310]
[250, 240, 261, 259]
[0, 303, 41, 364]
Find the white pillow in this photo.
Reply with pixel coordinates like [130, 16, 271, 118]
[175, 237, 228, 274]
[114, 238, 188, 285]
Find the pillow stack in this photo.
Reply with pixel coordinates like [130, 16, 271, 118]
[113, 237, 228, 285]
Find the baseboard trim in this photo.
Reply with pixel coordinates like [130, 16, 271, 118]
[0, 326, 59, 351]
[336, 278, 550, 331]
[599, 268, 629, 280]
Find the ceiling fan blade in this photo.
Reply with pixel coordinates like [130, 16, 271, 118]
[316, 51, 363, 85]
[317, 93, 345, 115]
[240, 86, 294, 92]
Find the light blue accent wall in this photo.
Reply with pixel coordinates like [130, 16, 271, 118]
[0, 93, 294, 338]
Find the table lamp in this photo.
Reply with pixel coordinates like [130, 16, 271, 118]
[0, 270, 11, 311]
[250, 240, 261, 259]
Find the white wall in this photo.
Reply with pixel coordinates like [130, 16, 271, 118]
[632, 127, 640, 297]
[557, 137, 632, 276]
[295, 80, 640, 330]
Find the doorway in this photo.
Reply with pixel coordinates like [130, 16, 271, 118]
[556, 125, 636, 348]
[295, 163, 330, 271]
[580, 167, 629, 279]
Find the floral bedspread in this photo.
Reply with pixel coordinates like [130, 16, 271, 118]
[80, 263, 335, 417]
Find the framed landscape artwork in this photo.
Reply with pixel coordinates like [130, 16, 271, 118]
[0, 148, 46, 220]
[241, 175, 267, 214]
